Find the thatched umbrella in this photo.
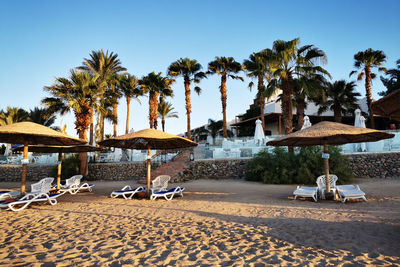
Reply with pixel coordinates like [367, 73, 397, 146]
[13, 144, 102, 190]
[0, 122, 86, 194]
[371, 90, 400, 120]
[99, 128, 198, 196]
[266, 121, 394, 194]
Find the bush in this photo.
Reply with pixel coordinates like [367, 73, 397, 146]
[52, 154, 80, 180]
[245, 146, 353, 184]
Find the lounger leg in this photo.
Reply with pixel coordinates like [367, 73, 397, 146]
[294, 195, 297, 200]
[362, 196, 367, 202]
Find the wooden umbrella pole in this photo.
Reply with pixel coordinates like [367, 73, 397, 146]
[21, 141, 29, 195]
[57, 152, 62, 190]
[323, 142, 331, 193]
[146, 146, 151, 197]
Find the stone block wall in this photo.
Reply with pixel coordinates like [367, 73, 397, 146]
[88, 162, 161, 181]
[0, 164, 57, 182]
[346, 152, 400, 178]
[0, 152, 399, 182]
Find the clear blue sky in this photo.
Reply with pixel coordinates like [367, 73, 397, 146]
[1, 0, 399, 137]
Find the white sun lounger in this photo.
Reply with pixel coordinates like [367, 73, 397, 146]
[336, 185, 367, 203]
[150, 186, 185, 201]
[316, 175, 338, 200]
[293, 186, 318, 202]
[150, 175, 171, 194]
[110, 186, 146, 199]
[58, 175, 94, 194]
[0, 190, 21, 201]
[0, 192, 64, 211]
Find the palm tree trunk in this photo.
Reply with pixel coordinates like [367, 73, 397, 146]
[125, 97, 131, 134]
[258, 75, 265, 132]
[78, 130, 88, 176]
[89, 108, 94, 145]
[365, 66, 375, 129]
[333, 106, 342, 122]
[149, 93, 154, 128]
[184, 76, 191, 139]
[100, 114, 104, 141]
[162, 118, 165, 132]
[113, 103, 118, 137]
[153, 92, 159, 129]
[281, 78, 293, 135]
[296, 96, 305, 130]
[220, 73, 228, 138]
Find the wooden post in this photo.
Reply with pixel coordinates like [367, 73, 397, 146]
[323, 142, 331, 193]
[21, 141, 29, 195]
[146, 146, 151, 197]
[57, 152, 62, 190]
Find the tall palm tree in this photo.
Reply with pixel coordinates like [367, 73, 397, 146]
[350, 48, 387, 128]
[42, 70, 100, 175]
[293, 73, 327, 130]
[0, 107, 29, 126]
[79, 49, 126, 142]
[208, 57, 243, 138]
[243, 49, 275, 132]
[168, 58, 206, 139]
[119, 74, 143, 134]
[28, 107, 56, 127]
[318, 80, 360, 122]
[379, 59, 400, 96]
[106, 73, 123, 137]
[158, 100, 178, 132]
[268, 38, 330, 135]
[140, 72, 174, 129]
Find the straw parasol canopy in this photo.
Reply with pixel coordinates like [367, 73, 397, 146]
[13, 144, 102, 153]
[267, 121, 394, 147]
[0, 122, 85, 146]
[371, 89, 400, 120]
[266, 121, 394, 195]
[99, 128, 198, 196]
[0, 122, 86, 194]
[99, 128, 198, 150]
[13, 144, 102, 190]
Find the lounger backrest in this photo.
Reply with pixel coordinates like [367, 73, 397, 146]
[40, 177, 55, 193]
[152, 175, 171, 190]
[65, 175, 83, 187]
[30, 181, 43, 193]
[316, 174, 338, 190]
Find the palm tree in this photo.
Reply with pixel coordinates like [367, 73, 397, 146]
[140, 72, 174, 129]
[268, 38, 330, 135]
[318, 80, 360, 122]
[293, 74, 327, 130]
[106, 73, 123, 137]
[28, 107, 56, 127]
[168, 58, 206, 139]
[0, 107, 29, 126]
[43, 70, 100, 175]
[79, 49, 126, 142]
[208, 57, 243, 138]
[379, 59, 400, 96]
[158, 100, 178, 132]
[119, 74, 143, 134]
[207, 119, 223, 145]
[350, 48, 387, 128]
[243, 49, 275, 132]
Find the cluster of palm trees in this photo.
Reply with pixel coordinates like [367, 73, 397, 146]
[39, 40, 395, 151]
[0, 107, 56, 127]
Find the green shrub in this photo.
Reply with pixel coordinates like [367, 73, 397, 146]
[245, 146, 353, 184]
[52, 154, 80, 180]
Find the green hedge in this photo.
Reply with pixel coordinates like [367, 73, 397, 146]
[52, 154, 80, 180]
[245, 146, 353, 184]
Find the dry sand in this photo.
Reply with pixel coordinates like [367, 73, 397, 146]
[0, 178, 399, 266]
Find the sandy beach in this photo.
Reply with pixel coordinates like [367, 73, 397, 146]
[0, 178, 399, 266]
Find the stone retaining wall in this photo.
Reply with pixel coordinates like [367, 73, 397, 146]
[346, 152, 400, 178]
[0, 152, 398, 182]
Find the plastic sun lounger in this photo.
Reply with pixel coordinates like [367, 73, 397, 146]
[58, 175, 94, 195]
[293, 186, 318, 202]
[0, 192, 64, 212]
[336, 185, 367, 203]
[150, 186, 185, 201]
[110, 186, 146, 199]
[0, 190, 21, 201]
